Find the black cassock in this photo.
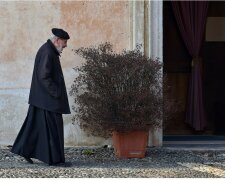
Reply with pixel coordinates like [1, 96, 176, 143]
[11, 39, 70, 165]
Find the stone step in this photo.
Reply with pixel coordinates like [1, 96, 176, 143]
[163, 141, 225, 145]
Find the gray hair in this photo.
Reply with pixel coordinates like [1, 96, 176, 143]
[50, 35, 59, 42]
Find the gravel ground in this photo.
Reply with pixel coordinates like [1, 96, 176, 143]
[1, 146, 225, 178]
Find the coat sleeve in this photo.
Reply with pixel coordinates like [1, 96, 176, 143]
[37, 54, 61, 98]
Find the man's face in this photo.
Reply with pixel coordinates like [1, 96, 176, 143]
[55, 38, 67, 54]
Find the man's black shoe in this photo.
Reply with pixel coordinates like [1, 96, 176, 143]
[24, 157, 33, 164]
[50, 162, 72, 167]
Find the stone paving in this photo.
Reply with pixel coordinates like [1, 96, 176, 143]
[1, 145, 225, 178]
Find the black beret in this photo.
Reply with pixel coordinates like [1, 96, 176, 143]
[52, 28, 70, 40]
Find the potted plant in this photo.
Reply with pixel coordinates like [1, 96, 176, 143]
[70, 43, 163, 158]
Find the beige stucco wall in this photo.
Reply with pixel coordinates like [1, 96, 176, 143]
[0, 1, 130, 146]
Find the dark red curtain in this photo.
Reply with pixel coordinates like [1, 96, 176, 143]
[171, 1, 209, 130]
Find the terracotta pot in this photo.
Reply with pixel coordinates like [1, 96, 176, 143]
[112, 130, 148, 158]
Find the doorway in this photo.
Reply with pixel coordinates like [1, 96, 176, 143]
[163, 1, 225, 136]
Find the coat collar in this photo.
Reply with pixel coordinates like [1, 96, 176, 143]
[47, 39, 60, 56]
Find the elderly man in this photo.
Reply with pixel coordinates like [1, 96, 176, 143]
[11, 28, 71, 167]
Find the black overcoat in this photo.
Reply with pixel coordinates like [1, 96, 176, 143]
[28, 39, 71, 114]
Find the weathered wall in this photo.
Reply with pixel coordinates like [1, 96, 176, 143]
[0, 1, 130, 146]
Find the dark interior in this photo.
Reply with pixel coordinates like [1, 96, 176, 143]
[163, 1, 225, 135]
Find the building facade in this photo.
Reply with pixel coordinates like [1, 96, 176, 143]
[0, 1, 163, 146]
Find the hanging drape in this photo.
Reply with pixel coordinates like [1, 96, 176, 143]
[171, 1, 209, 130]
